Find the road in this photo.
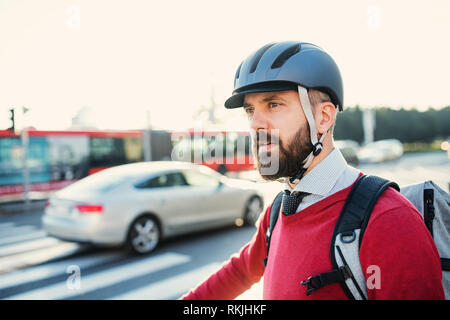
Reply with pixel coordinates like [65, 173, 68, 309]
[0, 214, 257, 300]
[0, 151, 448, 300]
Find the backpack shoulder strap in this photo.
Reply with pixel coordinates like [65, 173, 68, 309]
[263, 191, 283, 267]
[330, 174, 399, 300]
[333, 174, 400, 248]
[300, 174, 399, 299]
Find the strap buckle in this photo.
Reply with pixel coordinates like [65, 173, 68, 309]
[312, 142, 323, 156]
[300, 277, 318, 296]
[300, 265, 353, 296]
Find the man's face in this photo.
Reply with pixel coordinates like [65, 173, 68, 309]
[243, 90, 313, 181]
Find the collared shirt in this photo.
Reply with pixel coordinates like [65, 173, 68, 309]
[284, 147, 360, 212]
[182, 146, 445, 300]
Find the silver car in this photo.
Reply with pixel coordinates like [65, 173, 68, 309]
[42, 161, 264, 254]
[358, 139, 404, 164]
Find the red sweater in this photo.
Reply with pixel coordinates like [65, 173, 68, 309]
[181, 179, 444, 300]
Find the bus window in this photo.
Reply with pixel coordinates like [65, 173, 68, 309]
[0, 137, 23, 185]
[123, 137, 143, 162]
[171, 137, 192, 162]
[169, 130, 254, 173]
[27, 137, 51, 183]
[0, 137, 51, 186]
[89, 137, 126, 168]
[47, 135, 89, 181]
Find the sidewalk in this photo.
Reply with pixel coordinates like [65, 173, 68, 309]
[0, 200, 46, 216]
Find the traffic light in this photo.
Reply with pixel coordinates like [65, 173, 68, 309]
[8, 108, 15, 132]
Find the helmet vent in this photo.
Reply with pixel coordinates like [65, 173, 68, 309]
[235, 61, 243, 79]
[249, 43, 275, 74]
[271, 44, 300, 69]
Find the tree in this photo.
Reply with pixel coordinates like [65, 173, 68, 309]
[334, 105, 450, 143]
[334, 106, 364, 143]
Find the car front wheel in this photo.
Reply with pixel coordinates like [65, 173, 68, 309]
[126, 216, 161, 255]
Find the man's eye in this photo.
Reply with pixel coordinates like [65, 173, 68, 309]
[244, 108, 254, 115]
[269, 102, 279, 108]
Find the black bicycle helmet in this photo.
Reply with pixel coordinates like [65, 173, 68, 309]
[224, 41, 343, 111]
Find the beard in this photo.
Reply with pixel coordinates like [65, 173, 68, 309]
[253, 125, 313, 181]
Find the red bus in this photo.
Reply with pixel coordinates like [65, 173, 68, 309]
[0, 129, 173, 202]
[170, 129, 255, 175]
[0, 128, 254, 202]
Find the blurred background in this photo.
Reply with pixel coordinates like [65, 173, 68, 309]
[0, 0, 449, 300]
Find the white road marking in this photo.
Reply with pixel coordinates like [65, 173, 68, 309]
[0, 230, 47, 246]
[0, 252, 121, 290]
[110, 262, 220, 300]
[6, 252, 191, 300]
[0, 237, 61, 257]
[0, 242, 81, 275]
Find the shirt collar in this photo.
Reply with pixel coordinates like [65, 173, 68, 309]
[285, 148, 348, 196]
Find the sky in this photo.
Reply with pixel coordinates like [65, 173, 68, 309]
[0, 0, 449, 131]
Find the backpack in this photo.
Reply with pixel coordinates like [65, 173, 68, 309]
[264, 174, 450, 299]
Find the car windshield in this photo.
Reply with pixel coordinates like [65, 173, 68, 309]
[60, 168, 135, 194]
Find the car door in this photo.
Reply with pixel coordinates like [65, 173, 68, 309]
[181, 169, 228, 224]
[133, 171, 201, 234]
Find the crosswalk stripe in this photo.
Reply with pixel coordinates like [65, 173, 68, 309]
[109, 262, 220, 300]
[0, 242, 81, 275]
[0, 252, 121, 291]
[6, 252, 191, 300]
[0, 237, 61, 257]
[0, 230, 47, 247]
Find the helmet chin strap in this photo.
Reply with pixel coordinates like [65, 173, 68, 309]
[289, 85, 328, 185]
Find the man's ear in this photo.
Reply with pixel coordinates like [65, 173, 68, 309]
[315, 102, 337, 134]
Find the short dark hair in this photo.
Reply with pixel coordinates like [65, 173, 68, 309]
[308, 89, 335, 135]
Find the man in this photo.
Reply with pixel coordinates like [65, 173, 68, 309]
[181, 41, 444, 300]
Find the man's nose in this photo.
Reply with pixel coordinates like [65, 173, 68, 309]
[249, 109, 269, 132]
